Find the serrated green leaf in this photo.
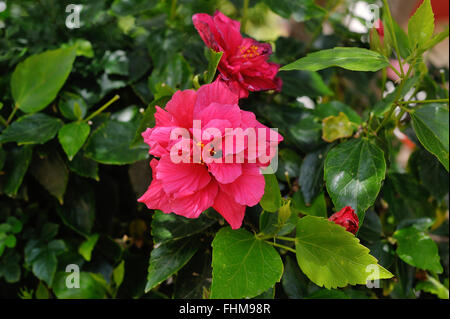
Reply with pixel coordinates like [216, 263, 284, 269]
[211, 227, 283, 299]
[58, 121, 91, 160]
[324, 138, 386, 222]
[11, 47, 76, 113]
[281, 47, 389, 72]
[295, 216, 393, 289]
[408, 0, 434, 49]
[411, 104, 449, 171]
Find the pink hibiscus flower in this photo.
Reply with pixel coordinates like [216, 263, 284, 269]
[192, 11, 282, 99]
[138, 79, 283, 229]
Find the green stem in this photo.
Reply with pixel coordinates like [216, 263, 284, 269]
[170, 0, 178, 21]
[382, 0, 405, 77]
[398, 98, 449, 105]
[275, 236, 296, 242]
[0, 115, 7, 127]
[84, 95, 120, 122]
[265, 241, 296, 253]
[6, 104, 19, 126]
[440, 70, 449, 99]
[241, 0, 249, 33]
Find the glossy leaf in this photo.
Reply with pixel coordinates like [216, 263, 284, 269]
[408, 0, 434, 49]
[324, 138, 386, 222]
[411, 104, 449, 171]
[295, 216, 393, 289]
[145, 237, 199, 292]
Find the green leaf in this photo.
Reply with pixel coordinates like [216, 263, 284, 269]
[151, 210, 216, 244]
[280, 47, 389, 72]
[408, 0, 434, 49]
[0, 113, 63, 145]
[78, 234, 100, 262]
[259, 174, 282, 212]
[58, 92, 88, 121]
[57, 178, 95, 236]
[295, 216, 393, 289]
[174, 251, 212, 299]
[298, 144, 332, 205]
[415, 276, 449, 299]
[58, 122, 91, 161]
[394, 226, 443, 274]
[324, 138, 386, 222]
[204, 48, 223, 84]
[291, 191, 327, 218]
[211, 227, 283, 299]
[85, 119, 148, 165]
[31, 250, 58, 286]
[0, 251, 21, 283]
[145, 237, 199, 292]
[411, 104, 449, 171]
[322, 112, 354, 142]
[2, 146, 33, 197]
[35, 281, 50, 299]
[68, 153, 99, 181]
[53, 272, 108, 299]
[423, 27, 449, 51]
[11, 47, 77, 113]
[30, 149, 68, 204]
[113, 260, 125, 288]
[7, 216, 23, 234]
[281, 255, 308, 299]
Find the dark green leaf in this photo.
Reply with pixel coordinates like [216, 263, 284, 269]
[324, 138, 386, 222]
[58, 121, 91, 160]
[0, 113, 63, 145]
[1, 146, 33, 197]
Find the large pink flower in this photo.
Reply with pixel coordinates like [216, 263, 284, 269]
[138, 79, 283, 229]
[192, 11, 282, 99]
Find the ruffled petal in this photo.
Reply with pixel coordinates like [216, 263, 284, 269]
[213, 188, 246, 229]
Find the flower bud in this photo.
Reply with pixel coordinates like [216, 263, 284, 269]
[329, 206, 359, 235]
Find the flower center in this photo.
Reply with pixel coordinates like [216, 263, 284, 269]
[240, 45, 260, 60]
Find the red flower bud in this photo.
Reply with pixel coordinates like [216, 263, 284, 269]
[375, 19, 384, 38]
[329, 206, 359, 235]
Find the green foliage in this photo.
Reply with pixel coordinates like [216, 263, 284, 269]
[211, 227, 283, 298]
[0, 0, 448, 301]
[295, 216, 393, 289]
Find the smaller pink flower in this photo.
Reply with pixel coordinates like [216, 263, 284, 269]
[192, 11, 282, 98]
[387, 59, 410, 82]
[329, 206, 359, 235]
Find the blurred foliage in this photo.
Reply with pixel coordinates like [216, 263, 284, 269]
[0, 0, 448, 299]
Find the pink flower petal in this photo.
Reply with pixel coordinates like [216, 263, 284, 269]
[220, 163, 265, 206]
[194, 79, 239, 113]
[213, 188, 246, 229]
[165, 89, 197, 128]
[171, 181, 219, 218]
[207, 162, 242, 184]
[156, 155, 211, 197]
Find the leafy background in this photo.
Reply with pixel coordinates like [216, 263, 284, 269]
[0, 0, 448, 299]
